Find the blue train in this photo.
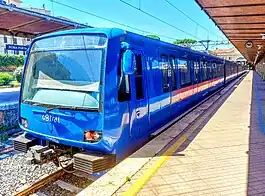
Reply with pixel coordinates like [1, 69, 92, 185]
[14, 28, 247, 173]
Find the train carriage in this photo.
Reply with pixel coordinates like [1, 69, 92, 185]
[14, 28, 247, 174]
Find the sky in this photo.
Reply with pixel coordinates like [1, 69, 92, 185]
[21, 0, 232, 50]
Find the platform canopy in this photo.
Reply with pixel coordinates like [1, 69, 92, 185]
[0, 2, 89, 39]
[196, 0, 265, 64]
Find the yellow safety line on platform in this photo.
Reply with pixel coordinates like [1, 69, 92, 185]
[122, 131, 192, 196]
[122, 110, 208, 196]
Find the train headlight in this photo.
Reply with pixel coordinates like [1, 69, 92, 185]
[21, 118, 28, 128]
[84, 130, 102, 143]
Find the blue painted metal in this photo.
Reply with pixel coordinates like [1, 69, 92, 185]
[18, 28, 247, 161]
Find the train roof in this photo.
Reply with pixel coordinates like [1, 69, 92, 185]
[36, 27, 233, 63]
[36, 27, 126, 40]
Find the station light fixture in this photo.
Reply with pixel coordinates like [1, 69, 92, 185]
[245, 40, 253, 49]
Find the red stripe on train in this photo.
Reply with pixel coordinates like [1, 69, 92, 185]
[171, 77, 223, 104]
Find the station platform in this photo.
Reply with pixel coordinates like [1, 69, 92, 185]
[78, 71, 265, 196]
[115, 71, 265, 196]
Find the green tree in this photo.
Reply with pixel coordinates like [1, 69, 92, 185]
[173, 39, 197, 48]
[0, 54, 24, 70]
[146, 35, 160, 40]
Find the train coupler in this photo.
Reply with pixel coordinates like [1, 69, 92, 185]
[26, 145, 55, 164]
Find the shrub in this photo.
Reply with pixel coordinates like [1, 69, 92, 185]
[13, 66, 24, 82]
[0, 73, 13, 86]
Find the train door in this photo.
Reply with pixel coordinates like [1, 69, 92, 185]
[169, 56, 177, 116]
[131, 50, 148, 138]
[193, 60, 200, 95]
[207, 61, 213, 88]
[160, 54, 171, 122]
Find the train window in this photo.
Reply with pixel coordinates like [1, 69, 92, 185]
[202, 62, 207, 81]
[118, 52, 131, 102]
[207, 62, 212, 79]
[218, 64, 224, 77]
[135, 54, 144, 100]
[220, 64, 224, 76]
[161, 55, 170, 93]
[194, 61, 200, 83]
[178, 59, 191, 87]
[216, 64, 221, 77]
[212, 63, 217, 78]
[227, 65, 231, 76]
[170, 56, 177, 90]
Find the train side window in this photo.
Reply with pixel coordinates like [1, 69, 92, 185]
[179, 59, 191, 87]
[220, 64, 223, 77]
[135, 54, 144, 100]
[216, 64, 220, 77]
[212, 63, 217, 78]
[118, 52, 131, 102]
[194, 61, 200, 83]
[161, 55, 170, 92]
[170, 56, 177, 90]
[202, 62, 207, 81]
[221, 64, 224, 76]
[207, 62, 212, 79]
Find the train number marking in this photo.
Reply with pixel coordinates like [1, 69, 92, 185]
[42, 114, 60, 123]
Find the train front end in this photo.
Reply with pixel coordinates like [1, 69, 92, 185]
[14, 32, 116, 174]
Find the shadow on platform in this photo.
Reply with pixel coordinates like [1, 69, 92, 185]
[171, 74, 246, 155]
[247, 72, 265, 195]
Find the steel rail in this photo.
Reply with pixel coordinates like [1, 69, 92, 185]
[14, 164, 72, 196]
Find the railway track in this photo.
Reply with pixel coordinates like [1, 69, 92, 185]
[14, 163, 94, 196]
[0, 146, 14, 155]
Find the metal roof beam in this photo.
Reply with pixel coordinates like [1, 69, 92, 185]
[8, 18, 43, 31]
[40, 25, 71, 35]
[204, 3, 265, 9]
[219, 22, 265, 25]
[230, 38, 263, 41]
[213, 14, 265, 18]
[222, 28, 265, 30]
[225, 32, 265, 35]
[0, 28, 35, 38]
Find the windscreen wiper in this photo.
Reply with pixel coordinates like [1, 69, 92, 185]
[45, 106, 98, 112]
[45, 106, 69, 113]
[23, 100, 43, 106]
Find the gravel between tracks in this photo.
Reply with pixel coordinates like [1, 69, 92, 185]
[0, 153, 58, 196]
[62, 173, 93, 189]
[38, 173, 93, 196]
[40, 184, 74, 196]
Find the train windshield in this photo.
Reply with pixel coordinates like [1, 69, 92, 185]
[21, 34, 107, 110]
